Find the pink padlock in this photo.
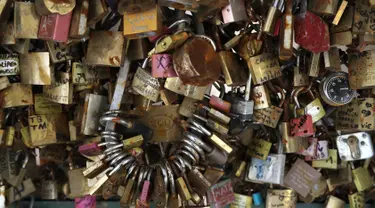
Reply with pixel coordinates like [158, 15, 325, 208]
[75, 195, 96, 208]
[78, 143, 102, 156]
[290, 114, 314, 137]
[38, 12, 72, 42]
[151, 54, 178, 78]
[139, 169, 152, 207]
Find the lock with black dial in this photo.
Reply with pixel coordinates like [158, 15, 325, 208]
[319, 72, 355, 106]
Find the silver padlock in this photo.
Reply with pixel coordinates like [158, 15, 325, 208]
[231, 74, 254, 122]
[336, 132, 374, 161]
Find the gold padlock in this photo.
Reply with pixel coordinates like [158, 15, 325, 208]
[353, 1, 375, 34]
[336, 98, 374, 131]
[164, 77, 209, 100]
[308, 0, 339, 16]
[28, 115, 57, 147]
[20, 52, 51, 85]
[0, 23, 16, 45]
[88, 0, 109, 26]
[35, 0, 75, 16]
[331, 5, 353, 33]
[323, 47, 341, 71]
[252, 85, 271, 110]
[331, 31, 352, 46]
[248, 53, 282, 85]
[0, 83, 33, 108]
[14, 2, 40, 39]
[0, 54, 19, 76]
[308, 52, 321, 77]
[69, 0, 89, 38]
[312, 149, 338, 169]
[43, 72, 73, 105]
[178, 97, 197, 117]
[47, 41, 74, 64]
[0, 77, 10, 91]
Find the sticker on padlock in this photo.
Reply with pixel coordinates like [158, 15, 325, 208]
[245, 154, 286, 185]
[336, 132, 374, 161]
[207, 179, 235, 208]
[151, 54, 177, 78]
[305, 140, 329, 161]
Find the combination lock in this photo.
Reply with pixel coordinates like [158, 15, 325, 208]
[319, 72, 355, 106]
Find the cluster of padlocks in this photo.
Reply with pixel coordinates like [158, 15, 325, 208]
[0, 0, 375, 207]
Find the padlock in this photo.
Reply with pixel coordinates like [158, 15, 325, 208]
[266, 189, 297, 208]
[193, 114, 229, 136]
[5, 151, 28, 187]
[3, 126, 15, 147]
[0, 54, 19, 76]
[88, 0, 109, 26]
[325, 195, 345, 208]
[179, 97, 198, 118]
[80, 94, 108, 136]
[43, 71, 73, 105]
[38, 12, 72, 42]
[207, 179, 235, 208]
[309, 52, 321, 77]
[349, 192, 365, 208]
[34, 94, 62, 115]
[20, 52, 51, 85]
[41, 167, 58, 200]
[305, 140, 329, 161]
[331, 30, 352, 46]
[83, 160, 108, 179]
[231, 75, 254, 122]
[308, 0, 339, 16]
[165, 77, 209, 100]
[120, 165, 139, 206]
[86, 31, 125, 67]
[221, 0, 248, 24]
[198, 104, 231, 125]
[160, 89, 178, 106]
[353, 1, 375, 34]
[0, 83, 33, 108]
[336, 132, 374, 161]
[289, 88, 314, 137]
[46, 41, 75, 64]
[158, 0, 198, 11]
[69, 0, 89, 38]
[312, 149, 338, 169]
[279, 0, 293, 60]
[123, 4, 162, 39]
[151, 54, 177, 78]
[0, 23, 16, 45]
[35, 0, 75, 16]
[131, 58, 161, 102]
[252, 85, 271, 110]
[28, 115, 56, 147]
[248, 53, 282, 85]
[332, 0, 348, 25]
[304, 90, 326, 123]
[263, 0, 284, 35]
[6, 178, 36, 204]
[14, 2, 40, 39]
[284, 159, 322, 197]
[323, 47, 341, 71]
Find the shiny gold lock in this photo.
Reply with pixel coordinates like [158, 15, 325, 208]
[28, 115, 57, 147]
[43, 72, 73, 105]
[69, 0, 89, 38]
[209, 134, 232, 154]
[0, 77, 10, 90]
[349, 51, 375, 89]
[178, 97, 197, 117]
[332, 0, 348, 25]
[123, 5, 162, 39]
[0, 23, 16, 45]
[305, 98, 326, 123]
[20, 52, 51, 85]
[352, 166, 373, 192]
[312, 149, 338, 169]
[35, 0, 75, 15]
[249, 53, 282, 85]
[323, 47, 341, 71]
[280, 122, 308, 153]
[308, 0, 339, 16]
[88, 0, 109, 26]
[86, 31, 125, 67]
[14, 2, 40, 39]
[331, 31, 352, 46]
[325, 195, 345, 208]
[0, 83, 33, 108]
[176, 177, 191, 201]
[266, 189, 297, 208]
[231, 193, 252, 208]
[252, 85, 271, 110]
[164, 77, 209, 100]
[4, 126, 15, 147]
[247, 138, 272, 160]
[139, 105, 182, 142]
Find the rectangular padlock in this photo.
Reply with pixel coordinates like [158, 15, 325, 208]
[165, 77, 209, 101]
[252, 85, 271, 110]
[46, 41, 74, 64]
[69, 0, 89, 38]
[0, 23, 16, 45]
[248, 53, 282, 85]
[123, 5, 162, 39]
[253, 105, 283, 128]
[20, 52, 51, 85]
[0, 83, 33, 108]
[151, 54, 177, 78]
[0, 54, 19, 76]
[308, 0, 339, 16]
[43, 72, 73, 104]
[34, 94, 62, 115]
[245, 154, 286, 185]
[178, 97, 197, 117]
[336, 132, 374, 161]
[323, 47, 341, 71]
[336, 98, 375, 131]
[38, 12, 72, 42]
[207, 179, 235, 208]
[325, 195, 345, 208]
[290, 114, 314, 137]
[266, 189, 297, 208]
[28, 115, 57, 147]
[353, 1, 375, 34]
[305, 140, 329, 161]
[86, 31, 125, 67]
[6, 179, 36, 204]
[247, 138, 272, 160]
[312, 149, 338, 169]
[349, 51, 375, 89]
[221, 0, 248, 24]
[81, 94, 108, 136]
[14, 2, 40, 39]
[79, 143, 103, 157]
[131, 67, 161, 102]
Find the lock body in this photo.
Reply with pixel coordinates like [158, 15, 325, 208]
[41, 180, 58, 200]
[165, 77, 208, 100]
[221, 0, 248, 24]
[0, 54, 19, 76]
[252, 85, 271, 110]
[246, 154, 285, 185]
[151, 54, 177, 78]
[249, 53, 282, 85]
[20, 52, 51, 85]
[207, 179, 235, 208]
[38, 12, 72, 42]
[14, 2, 40, 39]
[336, 132, 374, 161]
[132, 67, 161, 102]
[219, 51, 247, 86]
[69, 0, 89, 38]
[290, 114, 314, 137]
[254, 105, 283, 128]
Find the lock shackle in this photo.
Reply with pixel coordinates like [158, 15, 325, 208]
[274, 85, 286, 108]
[109, 153, 128, 165]
[105, 151, 122, 162]
[98, 141, 118, 147]
[137, 166, 146, 189]
[168, 18, 191, 31]
[181, 138, 206, 161]
[292, 87, 306, 109]
[164, 160, 176, 195]
[183, 131, 212, 152]
[146, 167, 153, 181]
[179, 148, 198, 165]
[131, 165, 140, 180]
[172, 158, 184, 174]
[212, 81, 226, 99]
[104, 146, 122, 156]
[141, 57, 151, 69]
[188, 118, 211, 136]
[126, 162, 138, 180]
[103, 143, 123, 154]
[177, 155, 192, 170]
[15, 150, 29, 169]
[194, 35, 217, 51]
[99, 115, 133, 128]
[156, 163, 168, 190]
[101, 131, 121, 141]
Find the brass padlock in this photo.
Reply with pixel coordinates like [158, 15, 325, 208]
[312, 149, 338, 169]
[349, 51, 375, 89]
[69, 0, 89, 38]
[28, 115, 57, 147]
[34, 94, 62, 115]
[323, 47, 341, 71]
[14, 2, 40, 39]
[353, 1, 375, 34]
[0, 77, 10, 90]
[86, 31, 125, 67]
[178, 97, 197, 117]
[80, 94, 108, 136]
[309, 52, 320, 77]
[123, 5, 162, 39]
[20, 52, 51, 85]
[294, 66, 309, 87]
[164, 77, 209, 100]
[6, 179, 36, 204]
[88, 0, 109, 26]
[0, 23, 16, 45]
[0, 83, 33, 108]
[46, 41, 74, 64]
[0, 54, 19, 76]
[35, 0, 75, 16]
[43, 72, 73, 105]
[331, 5, 353, 33]
[118, 0, 155, 14]
[248, 53, 282, 85]
[173, 36, 221, 86]
[266, 189, 297, 208]
[308, 0, 339, 16]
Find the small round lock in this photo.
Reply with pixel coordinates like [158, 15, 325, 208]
[319, 72, 355, 106]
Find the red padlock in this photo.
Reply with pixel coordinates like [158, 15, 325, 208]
[294, 11, 330, 53]
[38, 12, 72, 42]
[151, 54, 178, 78]
[289, 87, 314, 137]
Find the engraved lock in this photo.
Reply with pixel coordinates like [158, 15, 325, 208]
[289, 88, 314, 137]
[118, 0, 155, 14]
[207, 179, 235, 208]
[179, 97, 198, 118]
[248, 53, 282, 85]
[248, 136, 272, 161]
[263, 0, 285, 35]
[0, 54, 19, 76]
[34, 94, 62, 115]
[174, 35, 221, 86]
[221, 0, 248, 24]
[325, 195, 345, 208]
[151, 54, 177, 78]
[35, 0, 75, 16]
[6, 179, 36, 204]
[349, 51, 375, 89]
[353, 1, 375, 35]
[193, 114, 229, 136]
[20, 52, 52, 85]
[294, 6, 330, 53]
[213, 28, 247, 86]
[72, 62, 110, 85]
[309, 52, 321, 77]
[38, 12, 73, 42]
[88, 0, 109, 26]
[266, 189, 297, 208]
[284, 159, 322, 198]
[81, 94, 108, 136]
[321, 72, 355, 107]
[251, 84, 271, 110]
[41, 167, 58, 200]
[123, 4, 162, 39]
[323, 47, 341, 71]
[14, 2, 40, 39]
[0, 83, 33, 108]
[46, 41, 74, 64]
[131, 58, 161, 102]
[336, 132, 374, 161]
[43, 71, 73, 105]
[165, 77, 209, 100]
[279, 0, 294, 60]
[205, 91, 231, 114]
[231, 75, 254, 122]
[308, 0, 339, 16]
[28, 114, 58, 147]
[198, 104, 231, 125]
[86, 31, 126, 67]
[312, 149, 338, 169]
[69, 0, 89, 38]
[158, 0, 199, 11]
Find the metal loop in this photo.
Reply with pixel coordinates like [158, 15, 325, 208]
[194, 35, 217, 51]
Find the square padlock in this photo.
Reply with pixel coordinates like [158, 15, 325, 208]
[289, 114, 314, 137]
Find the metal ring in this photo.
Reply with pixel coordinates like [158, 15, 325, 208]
[181, 139, 206, 161]
[164, 160, 176, 195]
[181, 146, 199, 163]
[189, 119, 211, 136]
[179, 149, 197, 165]
[183, 131, 211, 152]
[98, 141, 119, 147]
[105, 151, 122, 162]
[168, 19, 191, 30]
[110, 153, 128, 165]
[194, 35, 217, 51]
[99, 115, 132, 128]
[103, 143, 123, 154]
[178, 156, 192, 170]
[126, 161, 138, 180]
